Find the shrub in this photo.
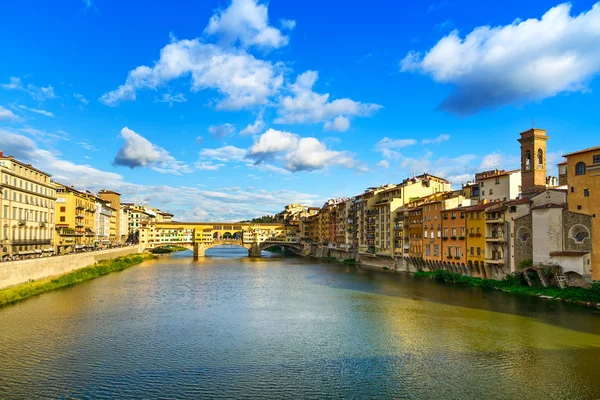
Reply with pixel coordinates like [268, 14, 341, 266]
[517, 259, 533, 269]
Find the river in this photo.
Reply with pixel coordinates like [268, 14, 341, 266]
[1, 247, 600, 399]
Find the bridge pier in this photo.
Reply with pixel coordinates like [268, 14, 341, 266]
[193, 242, 206, 260]
[248, 242, 262, 257]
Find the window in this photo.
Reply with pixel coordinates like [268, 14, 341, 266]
[577, 205, 582, 210]
[60, 216, 66, 222]
[489, 189, 493, 195]
[477, 247, 481, 256]
[525, 150, 531, 170]
[584, 189, 590, 197]
[495, 177, 500, 184]
[576, 162, 586, 175]
[481, 190, 485, 196]
[60, 206, 66, 212]
[594, 154, 600, 164]
[455, 248, 461, 257]
[470, 247, 474, 256]
[537, 149, 544, 169]
[571, 186, 575, 193]
[433, 244, 439, 256]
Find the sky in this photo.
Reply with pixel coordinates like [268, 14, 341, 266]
[1, 0, 600, 221]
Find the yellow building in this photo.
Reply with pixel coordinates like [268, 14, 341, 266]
[0, 151, 56, 260]
[54, 182, 97, 253]
[465, 203, 496, 277]
[562, 146, 600, 280]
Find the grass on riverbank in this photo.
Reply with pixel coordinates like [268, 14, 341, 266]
[0, 254, 154, 308]
[149, 246, 189, 254]
[414, 270, 600, 305]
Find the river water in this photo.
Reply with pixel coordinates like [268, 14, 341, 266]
[1, 247, 600, 399]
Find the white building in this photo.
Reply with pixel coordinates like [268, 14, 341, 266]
[476, 169, 522, 203]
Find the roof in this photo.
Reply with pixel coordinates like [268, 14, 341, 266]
[557, 161, 567, 165]
[504, 198, 530, 205]
[563, 145, 600, 157]
[461, 202, 503, 212]
[0, 153, 53, 177]
[98, 190, 122, 196]
[531, 203, 566, 210]
[550, 251, 590, 257]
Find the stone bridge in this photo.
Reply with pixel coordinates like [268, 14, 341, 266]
[159, 239, 304, 259]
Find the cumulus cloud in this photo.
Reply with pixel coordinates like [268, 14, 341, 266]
[401, 2, 600, 114]
[113, 127, 191, 174]
[205, 0, 292, 49]
[155, 92, 187, 106]
[243, 128, 365, 172]
[240, 115, 265, 135]
[17, 105, 54, 117]
[0, 130, 322, 221]
[0, 106, 20, 122]
[275, 70, 382, 131]
[100, 38, 284, 110]
[208, 123, 236, 139]
[247, 128, 299, 162]
[323, 116, 350, 132]
[195, 136, 204, 144]
[422, 133, 450, 144]
[199, 145, 248, 162]
[194, 161, 225, 171]
[375, 137, 418, 160]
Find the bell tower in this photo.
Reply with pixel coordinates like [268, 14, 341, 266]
[518, 128, 548, 197]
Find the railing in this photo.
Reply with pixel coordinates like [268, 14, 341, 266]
[9, 239, 52, 245]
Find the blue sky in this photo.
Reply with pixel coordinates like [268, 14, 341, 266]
[1, 0, 599, 221]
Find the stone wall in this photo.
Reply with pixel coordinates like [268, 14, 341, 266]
[0, 246, 142, 290]
[513, 214, 533, 268]
[563, 211, 593, 252]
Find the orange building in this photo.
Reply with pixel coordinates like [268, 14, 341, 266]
[441, 207, 467, 267]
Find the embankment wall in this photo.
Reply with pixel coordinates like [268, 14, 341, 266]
[0, 246, 142, 289]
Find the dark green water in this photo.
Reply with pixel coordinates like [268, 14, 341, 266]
[1, 247, 600, 399]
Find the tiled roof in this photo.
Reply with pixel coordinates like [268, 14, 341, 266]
[563, 145, 600, 157]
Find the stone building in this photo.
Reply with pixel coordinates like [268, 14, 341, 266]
[0, 151, 56, 260]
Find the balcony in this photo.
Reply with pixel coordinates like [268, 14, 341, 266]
[485, 257, 505, 264]
[76, 204, 85, 210]
[486, 217, 504, 224]
[486, 232, 505, 242]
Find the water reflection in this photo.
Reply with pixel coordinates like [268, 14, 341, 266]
[0, 249, 599, 399]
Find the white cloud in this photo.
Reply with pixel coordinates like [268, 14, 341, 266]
[17, 105, 54, 117]
[73, 93, 89, 105]
[194, 161, 225, 171]
[113, 127, 191, 174]
[284, 137, 365, 172]
[0, 106, 20, 122]
[0, 77, 56, 102]
[401, 2, 600, 114]
[155, 92, 187, 106]
[477, 152, 503, 170]
[240, 115, 265, 135]
[422, 133, 450, 144]
[247, 128, 299, 162]
[199, 145, 248, 162]
[0, 77, 23, 90]
[195, 136, 204, 144]
[0, 129, 322, 221]
[375, 137, 418, 160]
[280, 19, 296, 30]
[323, 115, 350, 132]
[377, 160, 390, 169]
[208, 123, 236, 139]
[100, 38, 284, 110]
[275, 70, 382, 131]
[205, 0, 291, 49]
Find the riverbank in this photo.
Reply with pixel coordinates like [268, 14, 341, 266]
[149, 245, 189, 254]
[0, 253, 154, 308]
[415, 270, 600, 307]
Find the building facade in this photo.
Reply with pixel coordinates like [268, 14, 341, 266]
[0, 152, 56, 260]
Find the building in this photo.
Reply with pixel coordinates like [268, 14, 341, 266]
[476, 169, 522, 202]
[54, 183, 97, 253]
[94, 198, 114, 247]
[441, 206, 467, 267]
[561, 145, 599, 280]
[465, 203, 496, 278]
[0, 151, 56, 260]
[98, 190, 123, 243]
